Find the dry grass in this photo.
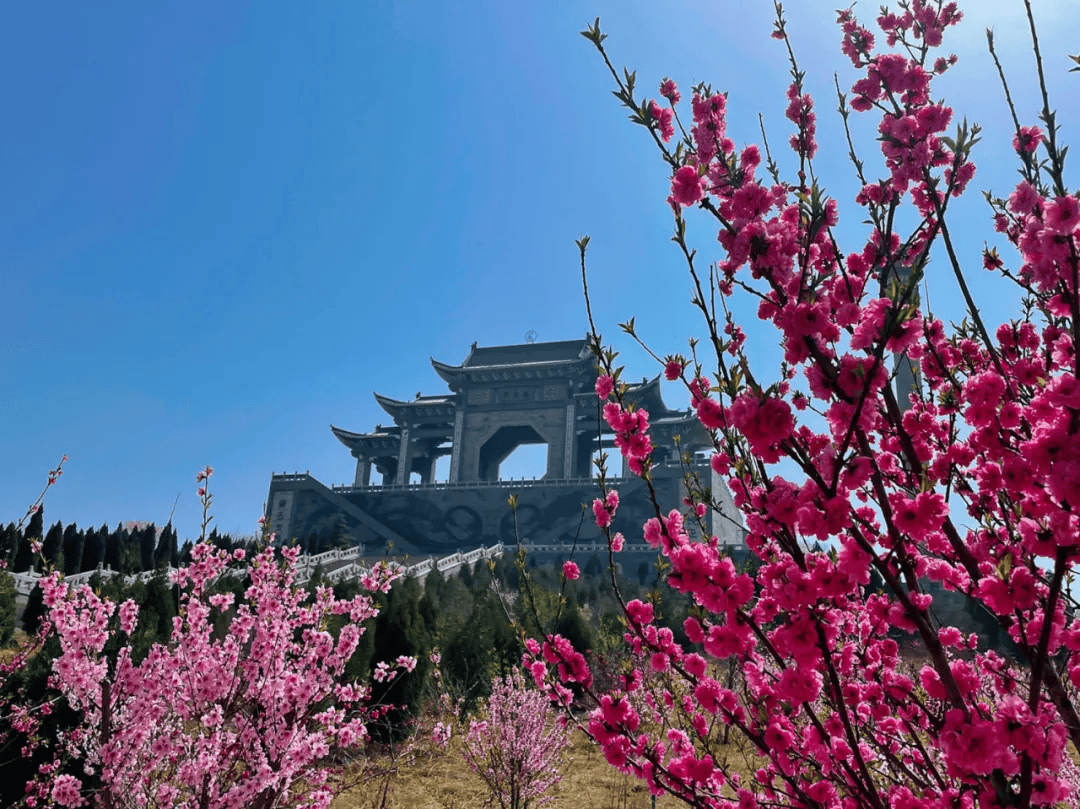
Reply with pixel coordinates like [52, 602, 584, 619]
[331, 730, 756, 809]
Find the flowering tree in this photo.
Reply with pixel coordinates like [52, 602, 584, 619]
[0, 456, 69, 800]
[525, 2, 1080, 807]
[34, 467, 418, 809]
[461, 668, 571, 809]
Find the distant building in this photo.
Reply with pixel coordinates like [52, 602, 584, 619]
[265, 336, 744, 574]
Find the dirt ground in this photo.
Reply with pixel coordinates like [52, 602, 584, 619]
[331, 729, 758, 809]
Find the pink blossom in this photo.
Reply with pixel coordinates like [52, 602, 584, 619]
[50, 775, 85, 808]
[1045, 195, 1080, 234]
[118, 599, 139, 635]
[562, 561, 580, 581]
[671, 165, 705, 207]
[648, 100, 675, 142]
[1009, 180, 1041, 214]
[1013, 125, 1044, 153]
[595, 375, 614, 399]
[462, 670, 571, 809]
[659, 78, 680, 103]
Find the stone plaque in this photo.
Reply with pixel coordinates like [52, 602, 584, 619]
[494, 386, 537, 403]
[271, 490, 294, 541]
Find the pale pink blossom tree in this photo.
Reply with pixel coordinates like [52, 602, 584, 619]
[38, 540, 413, 809]
[33, 467, 419, 809]
[0, 456, 69, 779]
[461, 668, 571, 809]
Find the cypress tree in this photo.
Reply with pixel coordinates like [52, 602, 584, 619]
[40, 522, 63, 572]
[0, 567, 16, 647]
[22, 508, 43, 546]
[22, 583, 45, 634]
[423, 565, 446, 604]
[457, 561, 474, 589]
[13, 510, 44, 573]
[0, 522, 19, 565]
[139, 524, 157, 572]
[368, 577, 434, 740]
[104, 525, 123, 571]
[80, 525, 106, 573]
[154, 523, 177, 569]
[61, 522, 83, 576]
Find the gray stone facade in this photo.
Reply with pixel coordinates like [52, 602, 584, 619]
[266, 337, 745, 566]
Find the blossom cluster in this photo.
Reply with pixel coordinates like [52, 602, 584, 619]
[551, 3, 1080, 807]
[461, 669, 571, 809]
[40, 540, 407, 809]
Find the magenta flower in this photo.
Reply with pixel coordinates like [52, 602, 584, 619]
[671, 165, 705, 207]
[1013, 125, 1044, 153]
[659, 78, 680, 103]
[562, 561, 580, 581]
[595, 374, 614, 399]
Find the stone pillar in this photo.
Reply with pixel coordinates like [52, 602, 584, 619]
[394, 428, 411, 485]
[354, 456, 372, 488]
[449, 411, 464, 483]
[563, 404, 576, 479]
[419, 456, 437, 484]
[374, 459, 394, 486]
[886, 262, 922, 412]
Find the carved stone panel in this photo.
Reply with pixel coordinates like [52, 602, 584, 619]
[494, 386, 538, 404]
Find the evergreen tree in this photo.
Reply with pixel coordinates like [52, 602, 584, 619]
[120, 538, 141, 574]
[442, 583, 521, 713]
[22, 582, 45, 635]
[584, 554, 603, 578]
[22, 508, 43, 547]
[457, 561, 474, 589]
[0, 630, 88, 806]
[329, 578, 377, 685]
[207, 527, 231, 552]
[12, 536, 33, 574]
[104, 525, 123, 571]
[154, 523, 177, 569]
[130, 569, 178, 661]
[61, 522, 83, 576]
[423, 565, 446, 604]
[368, 576, 434, 740]
[0, 522, 19, 566]
[80, 525, 106, 573]
[554, 597, 595, 655]
[304, 563, 327, 598]
[139, 524, 157, 572]
[39, 521, 63, 572]
[0, 568, 16, 647]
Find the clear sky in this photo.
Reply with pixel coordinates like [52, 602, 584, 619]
[2, 1, 1077, 544]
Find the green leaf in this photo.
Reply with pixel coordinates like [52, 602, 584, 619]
[998, 552, 1013, 579]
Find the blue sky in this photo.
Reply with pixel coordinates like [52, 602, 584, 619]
[2, 1, 1077, 544]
